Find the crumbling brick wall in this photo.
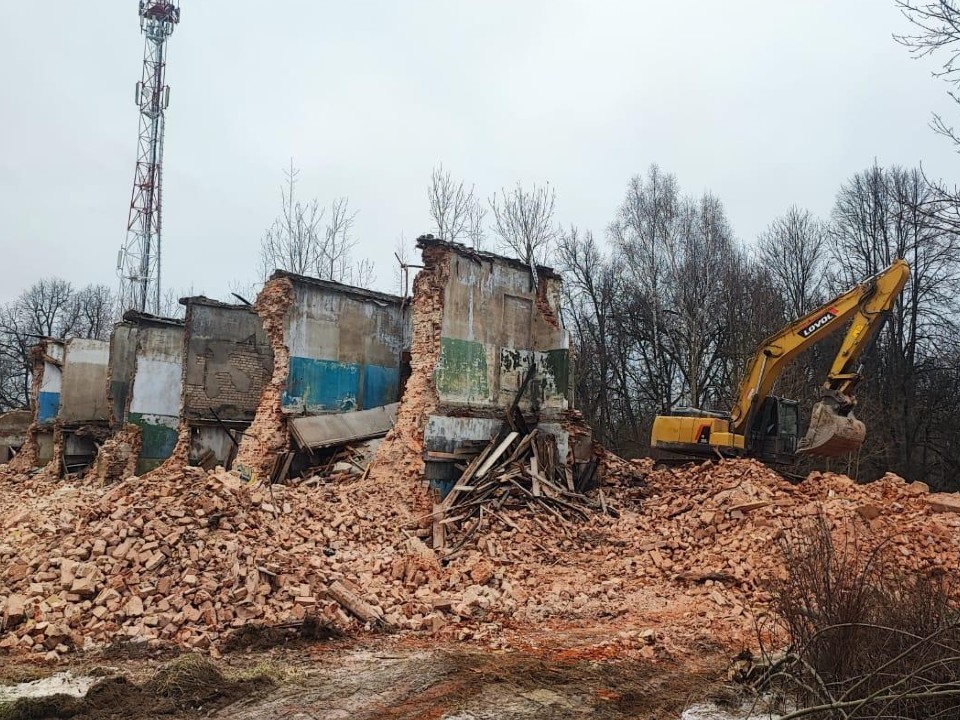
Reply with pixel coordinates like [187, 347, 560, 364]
[234, 277, 294, 479]
[408, 237, 590, 485]
[181, 299, 272, 424]
[368, 242, 447, 494]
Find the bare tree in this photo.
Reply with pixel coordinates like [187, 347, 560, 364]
[158, 286, 187, 319]
[896, 1, 960, 147]
[489, 182, 558, 266]
[429, 165, 474, 242]
[259, 162, 366, 285]
[663, 194, 738, 409]
[466, 200, 488, 251]
[16, 278, 78, 339]
[609, 165, 681, 415]
[317, 196, 359, 282]
[757, 206, 828, 318]
[831, 163, 960, 480]
[558, 226, 619, 445]
[259, 161, 325, 279]
[70, 284, 116, 340]
[225, 279, 261, 307]
[341, 258, 376, 289]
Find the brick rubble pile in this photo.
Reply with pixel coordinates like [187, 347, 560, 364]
[1, 453, 958, 660]
[3, 244, 959, 661]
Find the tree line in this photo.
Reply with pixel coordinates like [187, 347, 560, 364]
[555, 163, 960, 489]
[3, 163, 959, 490]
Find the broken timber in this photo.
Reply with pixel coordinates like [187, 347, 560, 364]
[433, 424, 616, 554]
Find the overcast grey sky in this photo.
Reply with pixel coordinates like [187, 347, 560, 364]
[2, 1, 960, 304]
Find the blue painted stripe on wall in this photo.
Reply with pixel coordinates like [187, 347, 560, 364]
[363, 364, 400, 409]
[282, 356, 399, 412]
[38, 391, 60, 423]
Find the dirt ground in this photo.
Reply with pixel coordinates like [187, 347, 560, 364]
[0, 630, 739, 720]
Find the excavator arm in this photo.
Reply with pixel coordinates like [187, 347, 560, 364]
[731, 259, 910, 457]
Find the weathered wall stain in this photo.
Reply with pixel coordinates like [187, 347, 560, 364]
[110, 315, 185, 473]
[426, 239, 570, 411]
[59, 339, 111, 424]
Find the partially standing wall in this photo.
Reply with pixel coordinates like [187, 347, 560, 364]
[33, 339, 65, 465]
[276, 272, 408, 414]
[0, 410, 30, 463]
[58, 338, 111, 473]
[181, 297, 273, 468]
[415, 236, 591, 486]
[234, 273, 410, 479]
[108, 323, 138, 429]
[110, 313, 185, 474]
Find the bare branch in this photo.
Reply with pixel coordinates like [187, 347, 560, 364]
[488, 181, 558, 266]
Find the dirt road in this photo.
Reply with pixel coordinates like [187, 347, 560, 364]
[0, 634, 735, 720]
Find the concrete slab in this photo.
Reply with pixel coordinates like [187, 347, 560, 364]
[289, 403, 398, 450]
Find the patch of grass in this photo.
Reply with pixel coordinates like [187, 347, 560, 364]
[231, 660, 302, 686]
[0, 669, 50, 687]
[147, 653, 230, 705]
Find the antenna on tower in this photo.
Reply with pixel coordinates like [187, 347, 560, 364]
[119, 1, 180, 314]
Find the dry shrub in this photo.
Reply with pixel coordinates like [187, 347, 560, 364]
[147, 653, 227, 702]
[765, 511, 960, 719]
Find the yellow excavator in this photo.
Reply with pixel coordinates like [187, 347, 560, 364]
[650, 259, 910, 463]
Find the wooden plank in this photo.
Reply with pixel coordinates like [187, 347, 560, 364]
[426, 450, 464, 460]
[475, 431, 519, 479]
[327, 581, 386, 626]
[441, 437, 499, 510]
[432, 503, 445, 550]
[502, 430, 537, 466]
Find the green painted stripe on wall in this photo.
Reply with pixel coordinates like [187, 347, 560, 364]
[127, 412, 179, 460]
[435, 337, 489, 402]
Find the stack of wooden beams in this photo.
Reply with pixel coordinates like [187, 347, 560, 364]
[431, 427, 618, 555]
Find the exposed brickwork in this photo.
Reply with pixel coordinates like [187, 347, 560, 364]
[183, 348, 271, 421]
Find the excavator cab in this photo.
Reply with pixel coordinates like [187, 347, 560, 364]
[744, 396, 799, 463]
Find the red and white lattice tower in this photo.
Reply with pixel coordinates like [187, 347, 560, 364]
[118, 1, 181, 314]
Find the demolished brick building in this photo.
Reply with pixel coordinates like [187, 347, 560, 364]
[413, 235, 592, 490]
[234, 272, 409, 479]
[6, 239, 592, 487]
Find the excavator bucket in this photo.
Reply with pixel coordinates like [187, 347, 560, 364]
[798, 402, 866, 457]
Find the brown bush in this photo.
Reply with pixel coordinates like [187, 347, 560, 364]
[765, 511, 960, 719]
